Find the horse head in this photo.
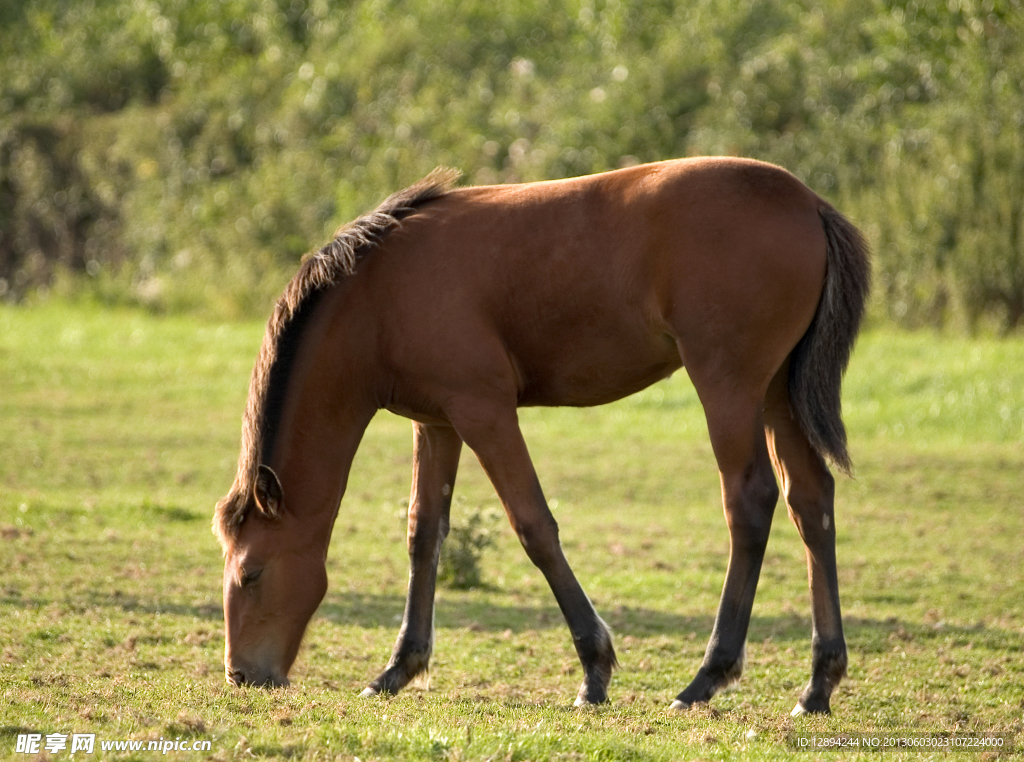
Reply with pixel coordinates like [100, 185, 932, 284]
[217, 465, 328, 688]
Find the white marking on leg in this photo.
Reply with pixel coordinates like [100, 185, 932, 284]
[822, 514, 831, 531]
[441, 483, 451, 496]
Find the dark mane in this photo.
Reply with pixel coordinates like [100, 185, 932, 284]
[214, 167, 460, 547]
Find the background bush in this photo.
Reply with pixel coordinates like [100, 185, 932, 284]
[2, 0, 1022, 330]
[438, 505, 502, 590]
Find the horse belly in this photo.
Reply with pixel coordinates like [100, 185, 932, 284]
[375, 271, 680, 414]
[507, 316, 683, 408]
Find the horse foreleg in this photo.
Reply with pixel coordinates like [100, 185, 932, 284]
[362, 422, 462, 697]
[672, 398, 779, 710]
[451, 402, 617, 706]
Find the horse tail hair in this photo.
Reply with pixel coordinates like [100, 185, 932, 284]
[788, 205, 871, 476]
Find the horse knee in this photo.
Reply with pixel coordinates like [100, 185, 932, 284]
[724, 464, 779, 548]
[751, 467, 781, 513]
[513, 515, 561, 566]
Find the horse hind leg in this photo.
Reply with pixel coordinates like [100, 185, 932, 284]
[363, 422, 463, 697]
[764, 367, 848, 715]
[672, 391, 780, 709]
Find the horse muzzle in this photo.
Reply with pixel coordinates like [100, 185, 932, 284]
[226, 666, 290, 688]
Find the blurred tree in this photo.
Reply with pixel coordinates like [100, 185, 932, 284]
[1, 0, 1021, 330]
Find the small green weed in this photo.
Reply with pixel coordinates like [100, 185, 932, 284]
[438, 505, 502, 590]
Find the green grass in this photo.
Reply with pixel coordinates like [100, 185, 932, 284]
[1, 303, 1022, 760]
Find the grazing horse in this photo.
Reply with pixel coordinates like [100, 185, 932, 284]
[214, 157, 870, 715]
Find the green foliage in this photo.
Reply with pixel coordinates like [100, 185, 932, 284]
[438, 505, 502, 590]
[2, 1, 1024, 330]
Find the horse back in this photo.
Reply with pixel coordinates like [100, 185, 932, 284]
[354, 158, 828, 414]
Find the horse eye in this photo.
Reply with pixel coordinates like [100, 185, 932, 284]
[240, 568, 263, 586]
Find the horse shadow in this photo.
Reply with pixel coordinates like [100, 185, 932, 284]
[6, 588, 1005, 653]
[315, 591, 1008, 650]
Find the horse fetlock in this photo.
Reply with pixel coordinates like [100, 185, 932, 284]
[367, 648, 432, 697]
[810, 636, 847, 683]
[574, 684, 607, 707]
[671, 670, 717, 710]
[365, 669, 412, 697]
[793, 677, 841, 716]
[707, 642, 746, 687]
[393, 647, 432, 680]
[574, 673, 611, 707]
[795, 644, 846, 714]
[570, 638, 616, 707]
[818, 651, 848, 687]
[572, 624, 617, 666]
[793, 689, 832, 716]
[672, 647, 745, 710]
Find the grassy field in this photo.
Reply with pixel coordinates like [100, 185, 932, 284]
[1, 302, 1022, 760]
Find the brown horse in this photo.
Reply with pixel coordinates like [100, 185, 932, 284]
[214, 157, 869, 715]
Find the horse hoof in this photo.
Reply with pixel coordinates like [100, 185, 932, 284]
[670, 698, 706, 712]
[573, 692, 606, 708]
[359, 686, 380, 698]
[793, 692, 832, 715]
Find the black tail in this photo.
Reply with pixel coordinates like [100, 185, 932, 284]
[789, 206, 871, 476]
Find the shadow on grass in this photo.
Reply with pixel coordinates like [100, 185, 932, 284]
[318, 593, 1021, 650]
[7, 588, 1017, 655]
[0, 590, 224, 621]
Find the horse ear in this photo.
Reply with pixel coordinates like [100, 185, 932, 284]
[254, 465, 284, 519]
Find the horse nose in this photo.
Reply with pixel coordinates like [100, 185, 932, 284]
[226, 666, 289, 688]
[226, 668, 246, 686]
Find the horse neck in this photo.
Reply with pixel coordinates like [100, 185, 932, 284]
[264, 289, 378, 538]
